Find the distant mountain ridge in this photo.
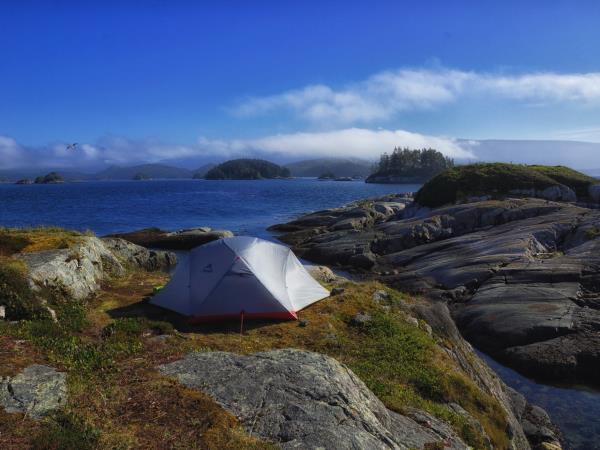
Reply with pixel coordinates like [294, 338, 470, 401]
[95, 164, 193, 180]
[0, 163, 216, 182]
[285, 158, 373, 177]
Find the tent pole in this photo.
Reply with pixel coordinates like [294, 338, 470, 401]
[240, 310, 245, 337]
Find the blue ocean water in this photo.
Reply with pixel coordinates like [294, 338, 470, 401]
[0, 179, 418, 236]
[479, 352, 600, 450]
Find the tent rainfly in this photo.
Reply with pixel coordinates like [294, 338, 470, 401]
[150, 236, 330, 321]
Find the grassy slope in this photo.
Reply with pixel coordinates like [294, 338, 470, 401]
[415, 163, 597, 207]
[0, 227, 509, 448]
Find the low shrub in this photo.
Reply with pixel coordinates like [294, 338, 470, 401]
[0, 259, 45, 320]
[32, 411, 100, 450]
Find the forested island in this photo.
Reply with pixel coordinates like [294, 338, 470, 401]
[365, 148, 454, 184]
[34, 172, 64, 184]
[204, 158, 291, 180]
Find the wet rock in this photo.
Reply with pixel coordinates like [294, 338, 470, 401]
[160, 349, 467, 449]
[506, 388, 562, 450]
[108, 227, 233, 250]
[0, 365, 67, 418]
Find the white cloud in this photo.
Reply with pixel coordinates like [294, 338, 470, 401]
[198, 128, 473, 160]
[232, 68, 600, 124]
[0, 128, 472, 170]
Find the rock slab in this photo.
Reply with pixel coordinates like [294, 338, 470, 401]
[160, 349, 467, 450]
[108, 227, 233, 250]
[0, 365, 67, 418]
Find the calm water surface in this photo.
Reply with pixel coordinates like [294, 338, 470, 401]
[0, 179, 418, 236]
[478, 351, 600, 450]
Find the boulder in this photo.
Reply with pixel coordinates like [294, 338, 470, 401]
[589, 184, 600, 203]
[0, 365, 67, 418]
[17, 236, 175, 302]
[17, 236, 126, 300]
[350, 312, 373, 326]
[160, 349, 467, 450]
[108, 227, 233, 250]
[305, 265, 342, 284]
[373, 289, 390, 302]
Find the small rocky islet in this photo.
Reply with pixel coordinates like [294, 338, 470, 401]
[3, 162, 598, 449]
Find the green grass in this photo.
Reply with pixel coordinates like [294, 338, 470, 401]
[340, 310, 504, 449]
[415, 163, 596, 207]
[6, 317, 176, 375]
[0, 226, 89, 256]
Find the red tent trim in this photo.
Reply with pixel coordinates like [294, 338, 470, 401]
[188, 310, 298, 323]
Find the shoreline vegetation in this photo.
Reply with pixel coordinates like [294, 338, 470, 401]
[365, 148, 454, 184]
[204, 158, 291, 180]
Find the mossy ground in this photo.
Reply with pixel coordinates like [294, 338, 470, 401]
[415, 163, 597, 207]
[1, 244, 509, 449]
[0, 227, 88, 256]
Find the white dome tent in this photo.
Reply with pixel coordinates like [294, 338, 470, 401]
[150, 236, 330, 321]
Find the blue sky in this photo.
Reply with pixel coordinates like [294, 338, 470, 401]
[1, 1, 600, 168]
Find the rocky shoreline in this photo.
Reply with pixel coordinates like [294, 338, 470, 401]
[1, 216, 569, 449]
[270, 193, 600, 389]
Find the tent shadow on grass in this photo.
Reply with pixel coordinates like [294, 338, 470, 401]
[106, 298, 292, 334]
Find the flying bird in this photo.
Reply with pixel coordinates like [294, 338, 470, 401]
[66, 143, 79, 151]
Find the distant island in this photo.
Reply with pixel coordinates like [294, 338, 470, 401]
[34, 172, 64, 184]
[204, 159, 291, 180]
[285, 157, 372, 178]
[317, 171, 336, 180]
[365, 148, 453, 184]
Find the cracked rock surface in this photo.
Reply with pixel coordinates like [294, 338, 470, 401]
[273, 198, 600, 385]
[0, 365, 67, 418]
[160, 349, 467, 450]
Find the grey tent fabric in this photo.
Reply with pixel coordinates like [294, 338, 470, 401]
[151, 236, 329, 320]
